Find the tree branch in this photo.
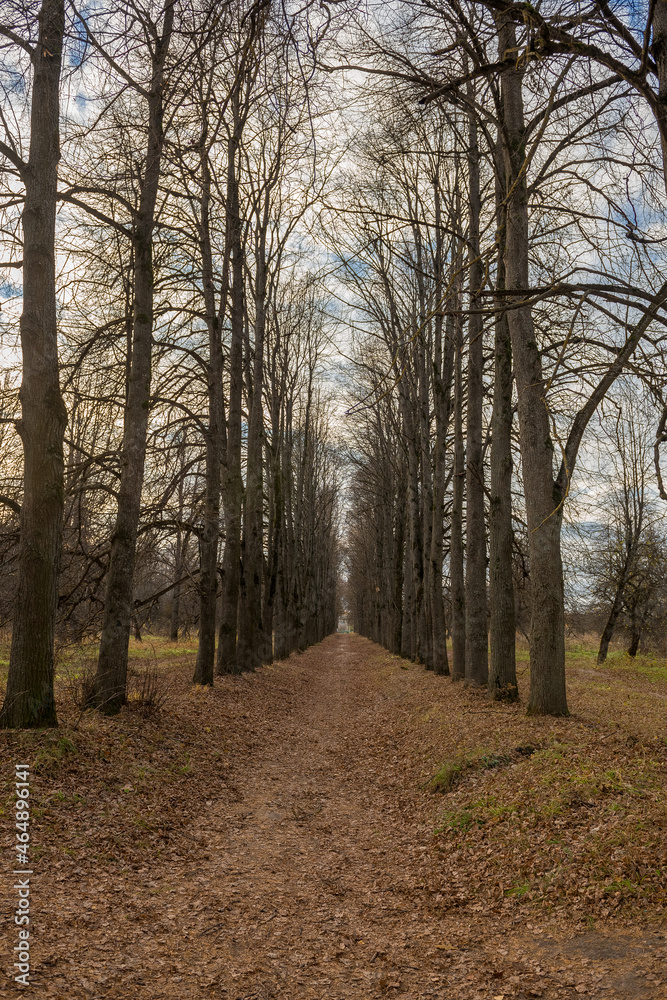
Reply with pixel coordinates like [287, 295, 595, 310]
[0, 493, 20, 515]
[556, 280, 667, 496]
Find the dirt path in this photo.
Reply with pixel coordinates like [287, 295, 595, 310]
[194, 633, 442, 998]
[2, 634, 665, 998]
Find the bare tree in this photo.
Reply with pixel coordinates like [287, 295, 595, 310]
[85, 0, 176, 711]
[464, 78, 488, 688]
[487, 108, 517, 700]
[0, 0, 67, 728]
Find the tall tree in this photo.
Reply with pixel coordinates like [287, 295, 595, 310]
[487, 111, 517, 700]
[190, 47, 227, 686]
[429, 169, 453, 676]
[0, 0, 67, 728]
[497, 17, 568, 715]
[93, 0, 176, 712]
[217, 83, 247, 676]
[450, 251, 466, 682]
[464, 82, 489, 687]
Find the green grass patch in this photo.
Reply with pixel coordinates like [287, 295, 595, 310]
[33, 735, 77, 775]
[435, 792, 519, 834]
[427, 749, 515, 794]
[603, 876, 644, 896]
[610, 656, 667, 684]
[505, 879, 531, 898]
[428, 762, 464, 792]
[564, 642, 600, 661]
[567, 642, 667, 684]
[436, 808, 475, 833]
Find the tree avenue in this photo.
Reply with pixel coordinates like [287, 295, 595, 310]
[2, 0, 667, 727]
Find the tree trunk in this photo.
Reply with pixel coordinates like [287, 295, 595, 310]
[0, 0, 66, 729]
[627, 626, 641, 657]
[392, 488, 405, 655]
[430, 181, 453, 677]
[597, 544, 634, 664]
[418, 331, 434, 670]
[488, 125, 518, 701]
[237, 240, 266, 672]
[93, 3, 174, 714]
[650, 1, 667, 190]
[401, 524, 414, 659]
[170, 528, 183, 643]
[217, 107, 244, 676]
[451, 299, 466, 681]
[263, 339, 286, 665]
[263, 439, 279, 665]
[464, 94, 489, 687]
[500, 19, 568, 716]
[194, 132, 225, 686]
[597, 593, 623, 664]
[410, 218, 433, 670]
[404, 398, 423, 662]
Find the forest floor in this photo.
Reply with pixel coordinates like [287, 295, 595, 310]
[0, 633, 666, 999]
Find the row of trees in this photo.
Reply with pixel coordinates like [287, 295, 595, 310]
[0, 0, 342, 727]
[337, 1, 667, 714]
[4, 0, 667, 726]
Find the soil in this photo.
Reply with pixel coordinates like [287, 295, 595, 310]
[1, 633, 665, 999]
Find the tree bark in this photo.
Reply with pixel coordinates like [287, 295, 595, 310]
[418, 331, 433, 669]
[392, 483, 405, 655]
[464, 97, 489, 687]
[488, 124, 518, 701]
[406, 405, 422, 662]
[94, 2, 174, 713]
[650, 1, 667, 190]
[627, 626, 640, 657]
[451, 285, 466, 681]
[410, 216, 433, 670]
[0, 0, 66, 729]
[430, 180, 453, 677]
[499, 19, 568, 716]
[170, 512, 184, 643]
[263, 324, 287, 664]
[193, 127, 225, 686]
[237, 237, 266, 672]
[597, 586, 625, 663]
[217, 101, 244, 676]
[597, 540, 635, 664]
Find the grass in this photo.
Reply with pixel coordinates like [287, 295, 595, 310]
[34, 735, 78, 775]
[429, 726, 666, 920]
[436, 808, 475, 833]
[361, 633, 667, 926]
[605, 654, 667, 684]
[0, 632, 201, 694]
[435, 749, 662, 831]
[506, 879, 531, 898]
[564, 631, 667, 681]
[428, 762, 464, 792]
[427, 750, 515, 793]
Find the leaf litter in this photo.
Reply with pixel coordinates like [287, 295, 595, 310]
[0, 633, 665, 999]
